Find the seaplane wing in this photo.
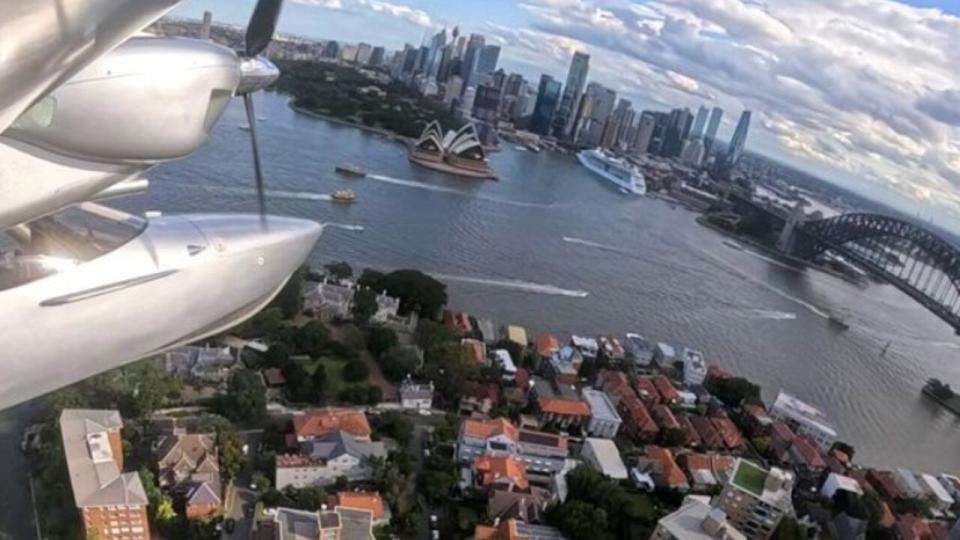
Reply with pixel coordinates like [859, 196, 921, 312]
[0, 0, 324, 411]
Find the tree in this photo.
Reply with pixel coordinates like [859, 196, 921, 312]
[221, 369, 266, 423]
[706, 376, 761, 407]
[378, 346, 421, 382]
[311, 363, 328, 403]
[251, 471, 271, 493]
[140, 467, 176, 524]
[415, 320, 459, 354]
[377, 269, 447, 318]
[358, 268, 385, 290]
[117, 360, 182, 418]
[547, 500, 610, 540]
[324, 261, 353, 281]
[293, 321, 330, 358]
[282, 360, 314, 402]
[271, 265, 307, 319]
[366, 327, 399, 357]
[343, 359, 370, 382]
[219, 428, 245, 482]
[372, 412, 414, 446]
[773, 517, 807, 540]
[352, 288, 379, 324]
[262, 342, 292, 367]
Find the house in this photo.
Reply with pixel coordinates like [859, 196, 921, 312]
[271, 505, 375, 540]
[460, 381, 501, 415]
[462, 338, 488, 365]
[60, 409, 151, 540]
[653, 375, 681, 404]
[535, 334, 561, 361]
[474, 455, 529, 491]
[306, 279, 355, 321]
[475, 318, 498, 344]
[546, 346, 582, 385]
[263, 368, 287, 388]
[635, 377, 662, 406]
[821, 473, 864, 499]
[689, 415, 723, 450]
[398, 378, 434, 410]
[332, 491, 389, 525]
[769, 421, 796, 448]
[646, 446, 690, 491]
[624, 333, 655, 369]
[716, 460, 794, 540]
[682, 348, 708, 386]
[581, 388, 621, 439]
[678, 413, 703, 448]
[867, 469, 906, 500]
[741, 404, 773, 436]
[155, 429, 221, 519]
[618, 394, 660, 443]
[597, 369, 633, 403]
[681, 454, 737, 493]
[502, 325, 529, 348]
[598, 335, 625, 362]
[487, 483, 552, 523]
[653, 404, 682, 433]
[457, 417, 569, 478]
[652, 499, 746, 540]
[474, 519, 567, 540]
[292, 408, 372, 445]
[654, 342, 678, 367]
[370, 290, 400, 324]
[710, 416, 745, 451]
[788, 436, 826, 475]
[897, 515, 933, 540]
[571, 335, 599, 359]
[536, 396, 591, 429]
[275, 431, 387, 489]
[581, 438, 628, 480]
[894, 468, 926, 499]
[768, 391, 838, 451]
[444, 310, 474, 335]
[920, 473, 955, 511]
[490, 349, 518, 381]
[164, 345, 239, 384]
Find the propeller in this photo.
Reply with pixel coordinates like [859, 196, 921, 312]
[238, 0, 284, 229]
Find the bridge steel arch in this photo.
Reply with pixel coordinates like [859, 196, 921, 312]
[793, 213, 960, 332]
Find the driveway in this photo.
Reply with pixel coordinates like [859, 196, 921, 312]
[222, 486, 257, 540]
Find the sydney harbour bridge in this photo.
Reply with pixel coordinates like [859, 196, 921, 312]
[776, 210, 960, 332]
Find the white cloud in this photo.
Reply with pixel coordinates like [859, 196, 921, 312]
[290, 0, 343, 9]
[291, 0, 431, 27]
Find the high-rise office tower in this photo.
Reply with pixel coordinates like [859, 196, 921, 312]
[633, 111, 657, 153]
[576, 82, 616, 147]
[661, 108, 694, 158]
[368, 46, 386, 67]
[531, 75, 562, 136]
[322, 40, 340, 60]
[551, 51, 590, 139]
[704, 106, 724, 155]
[692, 105, 709, 139]
[460, 34, 486, 87]
[716, 111, 751, 181]
[425, 28, 447, 79]
[355, 42, 373, 64]
[471, 45, 500, 87]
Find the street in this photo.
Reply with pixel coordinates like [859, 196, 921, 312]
[222, 429, 263, 540]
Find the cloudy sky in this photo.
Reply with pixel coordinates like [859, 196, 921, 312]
[173, 0, 960, 228]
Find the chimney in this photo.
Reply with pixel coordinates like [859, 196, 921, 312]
[702, 508, 729, 537]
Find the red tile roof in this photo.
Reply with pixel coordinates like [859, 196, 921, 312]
[293, 408, 371, 440]
[463, 381, 501, 403]
[790, 436, 826, 470]
[743, 403, 770, 422]
[652, 375, 680, 403]
[689, 415, 723, 449]
[770, 421, 796, 444]
[646, 446, 688, 489]
[867, 469, 905, 500]
[634, 377, 661, 404]
[535, 334, 560, 358]
[474, 456, 528, 490]
[463, 417, 520, 442]
[710, 416, 745, 450]
[538, 397, 591, 417]
[652, 405, 681, 431]
[262, 368, 286, 386]
[333, 492, 385, 519]
[599, 370, 634, 401]
[678, 414, 702, 447]
[618, 395, 659, 437]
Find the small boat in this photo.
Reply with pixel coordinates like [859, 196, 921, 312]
[826, 311, 850, 331]
[332, 189, 356, 203]
[514, 145, 528, 152]
[723, 239, 744, 251]
[335, 164, 366, 177]
[238, 124, 251, 132]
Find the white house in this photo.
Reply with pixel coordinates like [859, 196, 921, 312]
[821, 473, 863, 499]
[164, 345, 239, 384]
[768, 391, 838, 451]
[920, 473, 955, 511]
[490, 349, 518, 381]
[581, 438, 628, 480]
[581, 388, 621, 439]
[306, 279, 355, 322]
[370, 290, 400, 324]
[275, 431, 386, 490]
[682, 348, 707, 386]
[399, 378, 434, 410]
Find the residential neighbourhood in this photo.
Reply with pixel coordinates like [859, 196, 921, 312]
[26, 263, 960, 540]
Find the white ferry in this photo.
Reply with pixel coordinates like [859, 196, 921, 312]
[577, 148, 646, 195]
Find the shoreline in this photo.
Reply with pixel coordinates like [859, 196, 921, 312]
[287, 100, 413, 147]
[694, 215, 865, 286]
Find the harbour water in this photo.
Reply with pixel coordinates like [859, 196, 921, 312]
[2, 90, 959, 535]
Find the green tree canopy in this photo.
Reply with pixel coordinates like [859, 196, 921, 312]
[270, 265, 307, 319]
[706, 376, 762, 407]
[221, 369, 266, 423]
[352, 288, 379, 325]
[324, 261, 353, 280]
[375, 269, 447, 318]
[366, 327, 399, 357]
[343, 359, 370, 382]
[377, 345, 421, 383]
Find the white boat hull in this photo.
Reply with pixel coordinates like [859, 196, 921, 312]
[577, 150, 646, 195]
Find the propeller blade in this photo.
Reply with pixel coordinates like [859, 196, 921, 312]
[242, 93, 268, 229]
[245, 0, 284, 58]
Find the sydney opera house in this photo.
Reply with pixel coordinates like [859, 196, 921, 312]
[408, 121, 496, 179]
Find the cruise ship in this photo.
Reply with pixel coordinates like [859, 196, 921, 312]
[577, 148, 646, 195]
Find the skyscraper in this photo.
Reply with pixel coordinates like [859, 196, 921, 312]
[472, 45, 501, 87]
[691, 105, 709, 139]
[633, 111, 657, 153]
[661, 108, 694, 158]
[425, 28, 447, 79]
[552, 51, 590, 139]
[531, 75, 562, 136]
[576, 82, 616, 147]
[460, 34, 485, 87]
[368, 46, 386, 67]
[704, 107, 724, 155]
[716, 111, 751, 181]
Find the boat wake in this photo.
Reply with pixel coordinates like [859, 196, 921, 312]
[745, 309, 797, 321]
[562, 236, 629, 254]
[698, 249, 830, 319]
[366, 174, 557, 209]
[738, 248, 803, 272]
[430, 272, 589, 298]
[201, 185, 333, 201]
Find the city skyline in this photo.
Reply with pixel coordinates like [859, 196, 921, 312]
[173, 0, 960, 229]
